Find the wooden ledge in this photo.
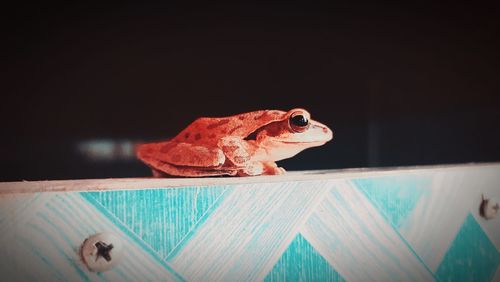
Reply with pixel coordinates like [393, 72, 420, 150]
[1, 162, 499, 195]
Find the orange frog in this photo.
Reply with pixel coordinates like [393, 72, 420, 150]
[137, 108, 333, 177]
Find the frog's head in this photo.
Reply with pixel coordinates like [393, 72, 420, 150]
[255, 108, 333, 161]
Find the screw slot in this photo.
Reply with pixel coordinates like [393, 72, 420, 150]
[94, 242, 114, 262]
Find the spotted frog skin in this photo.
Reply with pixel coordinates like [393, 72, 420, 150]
[137, 108, 333, 177]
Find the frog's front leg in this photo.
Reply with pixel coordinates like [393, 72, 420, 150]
[218, 136, 255, 166]
[219, 137, 285, 176]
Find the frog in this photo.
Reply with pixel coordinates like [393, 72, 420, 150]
[136, 108, 333, 177]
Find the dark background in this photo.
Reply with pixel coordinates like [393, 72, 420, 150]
[2, 3, 500, 181]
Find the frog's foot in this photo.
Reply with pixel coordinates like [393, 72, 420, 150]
[262, 162, 286, 175]
[237, 162, 265, 176]
[137, 141, 227, 170]
[237, 162, 285, 176]
[138, 143, 237, 177]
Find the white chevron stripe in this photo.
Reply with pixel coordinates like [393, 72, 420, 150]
[0, 193, 180, 282]
[399, 172, 471, 271]
[167, 181, 330, 282]
[0, 193, 49, 235]
[300, 180, 434, 281]
[400, 168, 500, 271]
[0, 194, 63, 281]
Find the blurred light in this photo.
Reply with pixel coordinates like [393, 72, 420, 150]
[77, 139, 136, 161]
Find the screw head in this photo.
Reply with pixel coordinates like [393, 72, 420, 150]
[479, 196, 499, 220]
[80, 233, 123, 272]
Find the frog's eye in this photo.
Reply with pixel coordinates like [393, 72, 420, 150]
[289, 112, 309, 133]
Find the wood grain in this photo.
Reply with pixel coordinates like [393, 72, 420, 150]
[1, 162, 498, 194]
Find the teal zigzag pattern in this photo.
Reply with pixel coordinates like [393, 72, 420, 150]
[78, 176, 498, 281]
[436, 213, 499, 282]
[265, 233, 345, 282]
[82, 186, 228, 258]
[354, 175, 431, 229]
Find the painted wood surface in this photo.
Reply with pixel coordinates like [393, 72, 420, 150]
[0, 164, 499, 281]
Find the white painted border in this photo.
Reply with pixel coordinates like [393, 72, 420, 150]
[1, 163, 499, 194]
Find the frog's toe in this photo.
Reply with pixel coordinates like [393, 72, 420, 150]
[267, 166, 285, 175]
[237, 162, 265, 176]
[261, 162, 286, 175]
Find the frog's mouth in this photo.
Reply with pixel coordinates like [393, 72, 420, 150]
[279, 140, 328, 146]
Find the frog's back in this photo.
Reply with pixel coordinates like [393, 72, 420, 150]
[173, 110, 286, 145]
